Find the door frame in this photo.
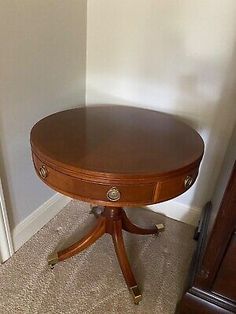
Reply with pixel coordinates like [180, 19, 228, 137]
[0, 178, 13, 262]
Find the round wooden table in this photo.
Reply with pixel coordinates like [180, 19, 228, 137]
[30, 105, 204, 304]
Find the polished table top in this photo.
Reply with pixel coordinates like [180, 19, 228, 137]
[31, 105, 204, 179]
[31, 105, 204, 206]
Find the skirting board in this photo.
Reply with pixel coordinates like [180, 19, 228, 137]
[12, 195, 200, 252]
[12, 193, 71, 252]
[0, 179, 14, 263]
[146, 200, 201, 227]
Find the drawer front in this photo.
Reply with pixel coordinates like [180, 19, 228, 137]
[155, 167, 199, 202]
[32, 153, 156, 205]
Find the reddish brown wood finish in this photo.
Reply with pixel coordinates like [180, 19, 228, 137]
[31, 106, 204, 207]
[56, 206, 158, 292]
[212, 232, 236, 301]
[179, 162, 236, 313]
[32, 152, 156, 206]
[112, 219, 137, 288]
[194, 163, 236, 292]
[31, 106, 203, 176]
[180, 292, 233, 314]
[30, 105, 204, 302]
[122, 210, 158, 235]
[58, 216, 106, 261]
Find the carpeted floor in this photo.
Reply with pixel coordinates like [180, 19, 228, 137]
[0, 200, 195, 314]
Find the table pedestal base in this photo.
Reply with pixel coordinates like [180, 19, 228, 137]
[48, 206, 165, 304]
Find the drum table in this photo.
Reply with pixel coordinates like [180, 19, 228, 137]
[30, 105, 204, 304]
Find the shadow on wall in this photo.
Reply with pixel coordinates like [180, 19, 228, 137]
[86, 1, 236, 215]
[157, 41, 236, 220]
[88, 33, 236, 217]
[188, 41, 236, 212]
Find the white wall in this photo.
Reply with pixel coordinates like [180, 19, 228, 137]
[0, 0, 87, 229]
[86, 0, 236, 212]
[1, 0, 236, 233]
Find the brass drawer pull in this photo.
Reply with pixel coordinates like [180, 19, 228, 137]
[39, 165, 48, 179]
[184, 175, 193, 189]
[107, 187, 121, 202]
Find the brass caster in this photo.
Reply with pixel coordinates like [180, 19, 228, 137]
[89, 205, 104, 218]
[130, 285, 142, 305]
[48, 252, 59, 269]
[155, 223, 165, 233]
[155, 224, 165, 236]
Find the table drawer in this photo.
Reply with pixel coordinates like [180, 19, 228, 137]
[155, 167, 199, 202]
[32, 153, 156, 206]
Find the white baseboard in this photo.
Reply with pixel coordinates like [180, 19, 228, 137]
[0, 179, 14, 263]
[12, 193, 71, 251]
[12, 193, 200, 252]
[146, 200, 201, 226]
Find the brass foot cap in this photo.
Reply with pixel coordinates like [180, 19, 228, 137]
[89, 205, 104, 217]
[155, 223, 165, 232]
[130, 285, 142, 305]
[48, 253, 59, 269]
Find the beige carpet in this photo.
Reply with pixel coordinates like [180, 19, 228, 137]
[0, 200, 195, 314]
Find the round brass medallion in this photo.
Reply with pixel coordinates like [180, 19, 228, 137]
[107, 187, 121, 202]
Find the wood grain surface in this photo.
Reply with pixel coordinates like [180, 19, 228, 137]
[30, 105, 204, 206]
